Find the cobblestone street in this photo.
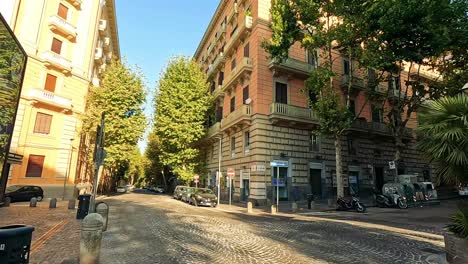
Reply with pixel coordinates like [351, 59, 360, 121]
[100, 192, 448, 264]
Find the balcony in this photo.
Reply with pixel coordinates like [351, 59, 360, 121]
[65, 0, 82, 8]
[269, 58, 314, 78]
[207, 53, 225, 79]
[212, 85, 224, 100]
[25, 89, 72, 110]
[48, 15, 77, 40]
[41, 51, 72, 74]
[222, 57, 253, 93]
[340, 75, 366, 90]
[350, 120, 412, 138]
[214, 24, 226, 45]
[225, 16, 253, 57]
[206, 122, 221, 140]
[98, 20, 107, 36]
[269, 103, 318, 127]
[221, 105, 252, 131]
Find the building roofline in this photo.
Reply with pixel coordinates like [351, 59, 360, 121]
[193, 0, 227, 60]
[106, 0, 120, 59]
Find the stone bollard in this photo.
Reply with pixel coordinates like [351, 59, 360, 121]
[68, 199, 76, 210]
[49, 198, 57, 208]
[247, 201, 253, 214]
[4, 197, 11, 207]
[291, 202, 298, 213]
[30, 197, 37, 207]
[310, 201, 315, 210]
[271, 205, 277, 215]
[95, 202, 109, 231]
[80, 213, 104, 264]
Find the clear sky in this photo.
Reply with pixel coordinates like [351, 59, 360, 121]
[115, 0, 219, 152]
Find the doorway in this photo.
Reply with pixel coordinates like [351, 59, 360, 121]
[241, 179, 250, 201]
[375, 167, 384, 193]
[272, 167, 288, 201]
[309, 169, 322, 199]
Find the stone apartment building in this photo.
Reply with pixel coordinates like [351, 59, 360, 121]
[195, 0, 432, 205]
[0, 0, 120, 199]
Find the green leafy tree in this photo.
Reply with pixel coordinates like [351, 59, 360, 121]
[127, 147, 146, 186]
[153, 56, 211, 184]
[82, 60, 146, 184]
[417, 95, 468, 185]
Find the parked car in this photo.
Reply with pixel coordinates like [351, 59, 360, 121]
[116, 186, 127, 193]
[5, 185, 44, 202]
[189, 188, 217, 207]
[126, 185, 135, 192]
[152, 186, 165, 193]
[459, 184, 468, 196]
[173, 186, 187, 199]
[181, 187, 195, 203]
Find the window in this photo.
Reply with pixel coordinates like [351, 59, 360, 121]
[230, 96, 235, 113]
[389, 76, 400, 90]
[348, 99, 356, 117]
[33, 113, 52, 134]
[307, 50, 318, 67]
[210, 81, 216, 93]
[242, 86, 249, 104]
[308, 90, 318, 106]
[212, 144, 215, 160]
[58, 3, 68, 20]
[26, 155, 45, 177]
[51, 38, 62, 54]
[218, 71, 224, 86]
[310, 133, 320, 152]
[347, 138, 357, 155]
[371, 105, 383, 123]
[216, 106, 223, 122]
[231, 58, 236, 70]
[275, 82, 288, 104]
[244, 43, 250, 58]
[44, 74, 57, 92]
[343, 59, 350, 75]
[231, 136, 236, 157]
[244, 131, 250, 153]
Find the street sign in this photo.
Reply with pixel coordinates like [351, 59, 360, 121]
[270, 160, 288, 167]
[193, 174, 199, 180]
[194, 179, 199, 183]
[227, 168, 235, 178]
[389, 161, 396, 170]
[251, 164, 266, 172]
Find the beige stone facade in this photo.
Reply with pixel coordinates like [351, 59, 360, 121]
[195, 0, 430, 204]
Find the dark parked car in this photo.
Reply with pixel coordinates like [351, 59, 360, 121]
[5, 185, 44, 202]
[173, 186, 187, 200]
[181, 187, 195, 203]
[190, 188, 217, 207]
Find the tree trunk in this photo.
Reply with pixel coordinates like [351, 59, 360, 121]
[335, 135, 344, 198]
[393, 131, 403, 183]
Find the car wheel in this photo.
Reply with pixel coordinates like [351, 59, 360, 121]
[36, 196, 43, 202]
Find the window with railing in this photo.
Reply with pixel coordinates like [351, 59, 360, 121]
[244, 43, 250, 58]
[231, 136, 236, 158]
[243, 86, 249, 104]
[230, 96, 235, 113]
[218, 71, 224, 86]
[244, 131, 250, 153]
[307, 50, 318, 68]
[309, 133, 320, 152]
[275, 82, 288, 104]
[371, 105, 384, 123]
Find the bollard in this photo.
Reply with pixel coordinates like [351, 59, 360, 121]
[310, 201, 315, 210]
[49, 198, 57, 208]
[80, 213, 104, 264]
[247, 201, 253, 214]
[271, 205, 277, 215]
[30, 197, 37, 207]
[4, 197, 11, 207]
[291, 202, 298, 213]
[95, 202, 109, 231]
[68, 199, 76, 210]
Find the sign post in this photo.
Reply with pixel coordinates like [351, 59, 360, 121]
[389, 161, 398, 182]
[194, 174, 199, 188]
[227, 168, 235, 206]
[90, 113, 105, 213]
[270, 160, 288, 213]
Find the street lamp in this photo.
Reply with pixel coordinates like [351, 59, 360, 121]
[62, 138, 74, 200]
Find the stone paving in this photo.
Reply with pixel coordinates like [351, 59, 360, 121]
[100, 192, 448, 264]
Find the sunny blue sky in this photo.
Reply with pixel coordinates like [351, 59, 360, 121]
[115, 0, 219, 152]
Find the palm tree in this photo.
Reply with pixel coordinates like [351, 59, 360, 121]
[417, 95, 468, 185]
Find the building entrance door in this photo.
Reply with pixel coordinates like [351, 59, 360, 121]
[309, 169, 322, 199]
[375, 167, 384, 193]
[273, 167, 288, 201]
[242, 179, 250, 201]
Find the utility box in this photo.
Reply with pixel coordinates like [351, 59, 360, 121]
[77, 194, 91, 220]
[0, 225, 34, 264]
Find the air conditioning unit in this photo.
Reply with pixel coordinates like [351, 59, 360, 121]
[94, 48, 103, 60]
[103, 37, 110, 47]
[244, 98, 252, 105]
[98, 19, 107, 35]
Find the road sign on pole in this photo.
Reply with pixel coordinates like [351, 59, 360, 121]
[389, 161, 396, 170]
[227, 168, 235, 178]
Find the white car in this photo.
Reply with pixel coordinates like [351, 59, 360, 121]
[152, 186, 165, 193]
[116, 186, 127, 193]
[459, 186, 468, 196]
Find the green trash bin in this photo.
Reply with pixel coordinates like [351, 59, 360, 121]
[0, 225, 35, 264]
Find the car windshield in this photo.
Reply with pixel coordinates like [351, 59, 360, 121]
[6, 186, 23, 192]
[196, 189, 214, 195]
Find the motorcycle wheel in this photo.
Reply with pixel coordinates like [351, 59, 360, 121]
[356, 203, 367, 213]
[397, 199, 408, 209]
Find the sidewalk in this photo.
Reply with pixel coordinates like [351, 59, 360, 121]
[0, 200, 81, 264]
[216, 199, 335, 215]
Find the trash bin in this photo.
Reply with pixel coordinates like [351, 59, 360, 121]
[76, 194, 91, 220]
[0, 225, 34, 264]
[307, 194, 314, 209]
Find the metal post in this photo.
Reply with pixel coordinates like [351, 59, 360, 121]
[229, 177, 232, 206]
[276, 166, 279, 212]
[63, 139, 74, 200]
[217, 136, 221, 206]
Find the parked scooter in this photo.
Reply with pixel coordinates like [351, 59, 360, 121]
[337, 194, 367, 213]
[374, 190, 408, 209]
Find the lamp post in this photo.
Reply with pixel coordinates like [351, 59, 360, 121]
[62, 138, 74, 200]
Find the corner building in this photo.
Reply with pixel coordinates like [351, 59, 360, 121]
[196, 0, 431, 205]
[0, 0, 119, 198]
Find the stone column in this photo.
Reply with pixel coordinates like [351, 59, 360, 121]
[80, 213, 104, 264]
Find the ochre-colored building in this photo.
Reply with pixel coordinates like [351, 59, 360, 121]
[0, 0, 120, 199]
[195, 0, 433, 205]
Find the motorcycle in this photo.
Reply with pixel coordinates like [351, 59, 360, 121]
[337, 195, 367, 213]
[374, 191, 408, 209]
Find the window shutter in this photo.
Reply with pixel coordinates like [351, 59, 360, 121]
[34, 113, 52, 134]
[26, 155, 45, 177]
[58, 4, 68, 20]
[51, 38, 62, 54]
[44, 74, 57, 92]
